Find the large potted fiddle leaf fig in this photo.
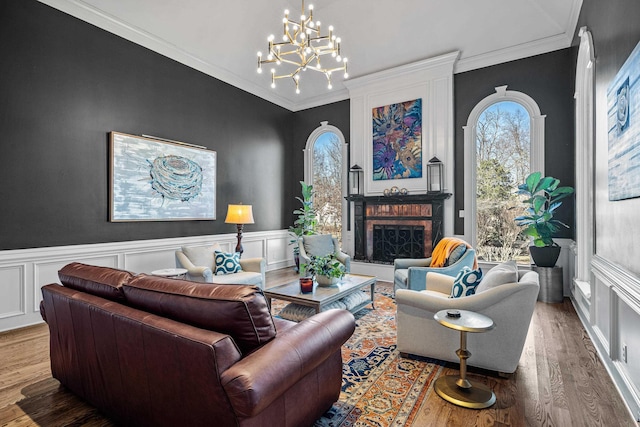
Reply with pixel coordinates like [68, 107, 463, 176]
[514, 172, 574, 267]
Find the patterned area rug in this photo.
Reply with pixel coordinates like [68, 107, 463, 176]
[271, 282, 444, 426]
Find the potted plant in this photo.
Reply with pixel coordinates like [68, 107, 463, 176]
[289, 181, 317, 272]
[515, 172, 574, 267]
[305, 254, 346, 286]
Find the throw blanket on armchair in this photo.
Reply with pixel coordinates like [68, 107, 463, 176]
[429, 237, 478, 269]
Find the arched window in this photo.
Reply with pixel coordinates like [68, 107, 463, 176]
[573, 27, 595, 306]
[304, 122, 348, 244]
[463, 86, 545, 263]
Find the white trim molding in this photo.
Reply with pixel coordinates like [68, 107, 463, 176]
[463, 85, 546, 247]
[586, 255, 640, 421]
[0, 230, 293, 332]
[345, 52, 458, 241]
[573, 26, 596, 320]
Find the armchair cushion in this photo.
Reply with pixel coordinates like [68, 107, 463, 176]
[181, 244, 221, 270]
[445, 244, 467, 266]
[301, 234, 335, 257]
[450, 267, 483, 298]
[214, 251, 242, 275]
[475, 260, 518, 293]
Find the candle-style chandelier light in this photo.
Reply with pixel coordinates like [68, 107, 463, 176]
[256, 0, 349, 94]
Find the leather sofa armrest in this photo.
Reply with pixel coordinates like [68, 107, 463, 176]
[220, 309, 355, 418]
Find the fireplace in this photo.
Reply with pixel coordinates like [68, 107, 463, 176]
[348, 193, 450, 263]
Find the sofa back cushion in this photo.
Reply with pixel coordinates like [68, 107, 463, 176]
[475, 260, 519, 293]
[58, 262, 133, 301]
[123, 275, 276, 354]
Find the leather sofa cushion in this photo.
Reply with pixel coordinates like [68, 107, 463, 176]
[58, 262, 133, 301]
[123, 275, 276, 354]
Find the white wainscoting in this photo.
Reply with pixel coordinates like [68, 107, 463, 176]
[581, 255, 640, 421]
[0, 230, 293, 332]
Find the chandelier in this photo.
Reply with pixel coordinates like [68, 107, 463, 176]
[256, 0, 348, 94]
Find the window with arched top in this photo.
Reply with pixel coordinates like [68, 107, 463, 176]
[573, 27, 595, 305]
[463, 86, 545, 263]
[304, 122, 348, 245]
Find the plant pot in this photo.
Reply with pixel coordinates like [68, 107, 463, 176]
[529, 246, 561, 267]
[316, 274, 339, 287]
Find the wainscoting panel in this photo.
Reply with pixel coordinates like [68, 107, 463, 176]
[0, 230, 293, 332]
[0, 264, 26, 320]
[588, 255, 640, 420]
[266, 236, 290, 268]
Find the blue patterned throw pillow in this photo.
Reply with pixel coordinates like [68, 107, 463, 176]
[450, 266, 483, 298]
[214, 251, 242, 275]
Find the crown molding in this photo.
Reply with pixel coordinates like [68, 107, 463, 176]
[455, 33, 572, 74]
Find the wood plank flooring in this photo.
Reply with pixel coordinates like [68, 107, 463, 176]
[0, 268, 636, 426]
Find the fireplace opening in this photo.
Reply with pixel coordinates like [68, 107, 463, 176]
[372, 225, 425, 263]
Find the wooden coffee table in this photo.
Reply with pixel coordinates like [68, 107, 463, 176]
[264, 273, 376, 315]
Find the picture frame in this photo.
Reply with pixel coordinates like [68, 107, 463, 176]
[364, 88, 429, 195]
[109, 132, 216, 221]
[608, 39, 640, 201]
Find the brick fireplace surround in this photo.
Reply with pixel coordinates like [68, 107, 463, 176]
[348, 193, 451, 263]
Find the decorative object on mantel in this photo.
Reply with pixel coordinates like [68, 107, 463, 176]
[383, 186, 401, 197]
[225, 204, 255, 256]
[427, 156, 444, 193]
[256, 0, 348, 94]
[515, 172, 574, 267]
[400, 188, 408, 195]
[349, 164, 364, 195]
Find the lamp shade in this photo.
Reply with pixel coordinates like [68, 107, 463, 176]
[225, 204, 255, 224]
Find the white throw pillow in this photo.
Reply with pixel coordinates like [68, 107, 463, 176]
[475, 260, 518, 293]
[181, 243, 221, 269]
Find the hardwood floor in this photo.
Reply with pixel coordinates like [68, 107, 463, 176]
[0, 268, 636, 426]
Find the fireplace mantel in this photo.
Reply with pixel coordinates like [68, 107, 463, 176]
[347, 193, 452, 262]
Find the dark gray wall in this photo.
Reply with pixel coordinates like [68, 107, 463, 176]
[0, 1, 293, 250]
[453, 49, 576, 236]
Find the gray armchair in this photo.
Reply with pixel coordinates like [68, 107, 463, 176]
[175, 244, 265, 289]
[394, 240, 476, 293]
[396, 263, 539, 374]
[298, 234, 350, 275]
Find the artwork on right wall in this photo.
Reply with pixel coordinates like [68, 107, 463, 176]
[607, 39, 640, 201]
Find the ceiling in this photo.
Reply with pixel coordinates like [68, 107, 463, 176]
[39, 0, 583, 112]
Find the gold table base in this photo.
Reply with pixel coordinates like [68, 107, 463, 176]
[434, 375, 496, 409]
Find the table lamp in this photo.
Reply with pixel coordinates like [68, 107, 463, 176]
[225, 204, 255, 255]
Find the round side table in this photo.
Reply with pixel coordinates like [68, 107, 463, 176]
[151, 268, 188, 279]
[433, 309, 496, 409]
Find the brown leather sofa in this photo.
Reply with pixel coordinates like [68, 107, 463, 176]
[40, 262, 356, 427]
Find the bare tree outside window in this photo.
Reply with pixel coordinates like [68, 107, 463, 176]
[476, 102, 530, 263]
[312, 132, 342, 245]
